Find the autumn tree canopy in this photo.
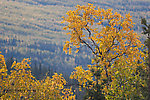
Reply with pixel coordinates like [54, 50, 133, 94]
[62, 3, 147, 99]
[0, 52, 75, 100]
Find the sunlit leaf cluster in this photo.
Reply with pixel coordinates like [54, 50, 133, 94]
[0, 52, 75, 100]
[63, 3, 147, 99]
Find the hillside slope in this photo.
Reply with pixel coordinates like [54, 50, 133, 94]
[0, 0, 149, 74]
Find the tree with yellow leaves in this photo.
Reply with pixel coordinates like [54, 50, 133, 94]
[0, 52, 75, 100]
[62, 3, 147, 99]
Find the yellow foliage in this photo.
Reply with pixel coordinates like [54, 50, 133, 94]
[62, 3, 147, 99]
[0, 52, 75, 100]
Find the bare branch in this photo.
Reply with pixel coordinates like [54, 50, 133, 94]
[86, 28, 103, 56]
[110, 52, 126, 62]
[80, 37, 98, 56]
[73, 28, 98, 56]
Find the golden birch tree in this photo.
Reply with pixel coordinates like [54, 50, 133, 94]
[62, 3, 147, 99]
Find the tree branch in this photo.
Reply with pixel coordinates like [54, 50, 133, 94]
[86, 28, 103, 56]
[105, 35, 116, 54]
[73, 28, 100, 57]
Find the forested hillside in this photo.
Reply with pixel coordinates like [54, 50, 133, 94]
[0, 0, 150, 76]
[0, 1, 150, 99]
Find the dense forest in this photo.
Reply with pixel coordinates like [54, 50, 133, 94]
[0, 0, 150, 99]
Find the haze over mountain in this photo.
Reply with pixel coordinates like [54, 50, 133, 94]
[0, 0, 150, 75]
